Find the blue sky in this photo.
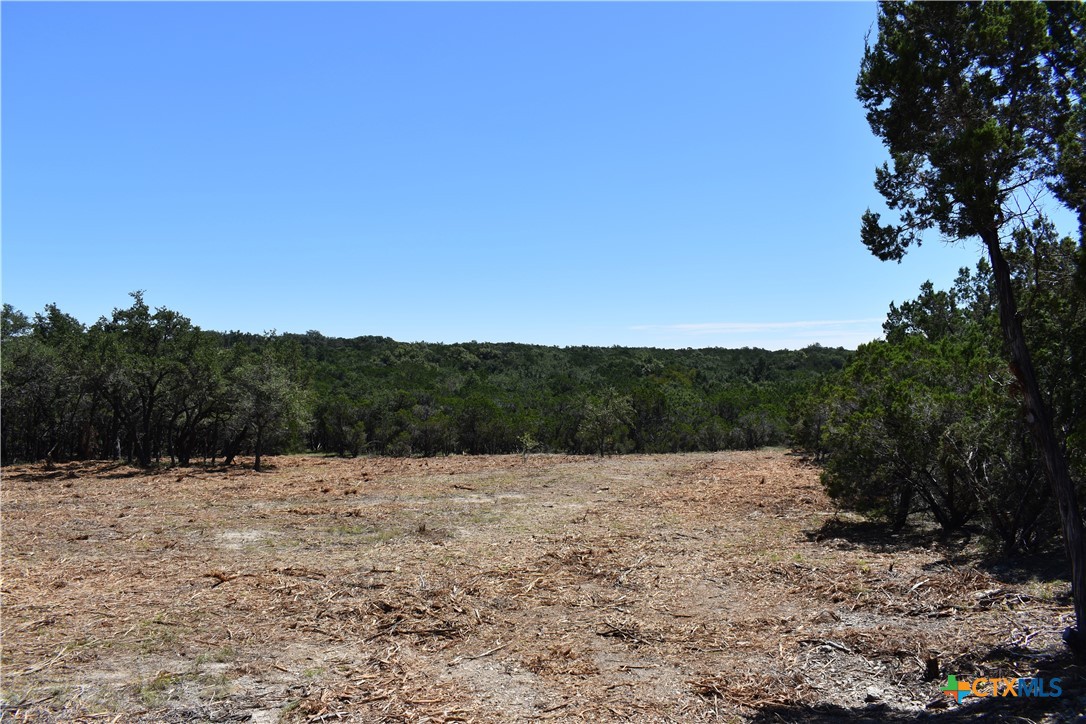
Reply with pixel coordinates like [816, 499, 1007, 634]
[2, 2, 1072, 350]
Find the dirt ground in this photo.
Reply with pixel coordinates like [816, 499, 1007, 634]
[2, 450, 1084, 722]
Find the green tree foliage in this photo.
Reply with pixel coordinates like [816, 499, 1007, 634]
[1, 295, 308, 471]
[857, 0, 1086, 656]
[1, 296, 852, 467]
[2, 304, 32, 340]
[822, 225, 1081, 556]
[825, 335, 989, 534]
[312, 394, 368, 457]
[578, 388, 633, 457]
[0, 305, 88, 464]
[228, 352, 309, 472]
[93, 293, 213, 466]
[291, 339, 846, 458]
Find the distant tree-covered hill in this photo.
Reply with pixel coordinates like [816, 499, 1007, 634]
[273, 332, 852, 457]
[1, 297, 852, 465]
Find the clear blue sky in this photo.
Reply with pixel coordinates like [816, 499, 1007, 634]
[2, 2, 1071, 350]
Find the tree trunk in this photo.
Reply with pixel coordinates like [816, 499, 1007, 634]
[175, 425, 194, 466]
[983, 229, 1086, 660]
[138, 399, 155, 467]
[222, 425, 247, 466]
[891, 479, 913, 532]
[254, 426, 263, 472]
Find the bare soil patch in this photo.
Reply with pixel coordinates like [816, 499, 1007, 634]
[2, 451, 1083, 722]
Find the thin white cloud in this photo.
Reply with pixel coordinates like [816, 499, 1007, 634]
[631, 319, 884, 334]
[629, 318, 886, 350]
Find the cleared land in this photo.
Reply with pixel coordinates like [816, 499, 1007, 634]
[2, 450, 1083, 722]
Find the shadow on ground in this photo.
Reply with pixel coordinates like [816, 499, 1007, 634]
[749, 649, 1086, 723]
[805, 516, 965, 555]
[749, 699, 1084, 723]
[973, 552, 1073, 587]
[807, 517, 1074, 588]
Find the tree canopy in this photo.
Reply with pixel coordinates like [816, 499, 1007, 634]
[1, 295, 852, 468]
[856, 0, 1086, 658]
[859, 1, 1084, 258]
[816, 225, 1084, 555]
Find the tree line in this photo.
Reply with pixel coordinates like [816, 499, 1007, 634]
[1, 293, 307, 471]
[796, 222, 1084, 556]
[1, 293, 851, 467]
[811, 0, 1086, 656]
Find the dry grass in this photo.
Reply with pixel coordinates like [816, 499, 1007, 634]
[2, 451, 1083, 722]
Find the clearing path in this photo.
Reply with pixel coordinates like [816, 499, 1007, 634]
[2, 451, 1082, 721]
